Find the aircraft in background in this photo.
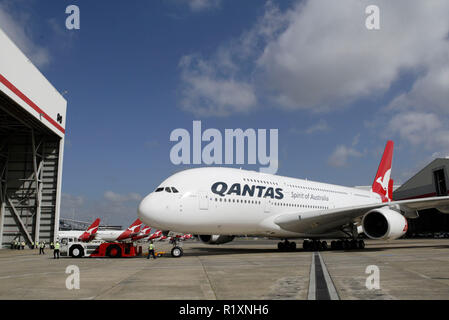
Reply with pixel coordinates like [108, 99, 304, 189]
[147, 230, 193, 242]
[138, 140, 449, 255]
[131, 226, 152, 241]
[59, 218, 101, 242]
[58, 218, 144, 242]
[97, 218, 143, 242]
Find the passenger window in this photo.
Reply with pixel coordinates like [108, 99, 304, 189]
[165, 187, 172, 193]
[171, 187, 179, 193]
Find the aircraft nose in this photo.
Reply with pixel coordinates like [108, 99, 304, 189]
[138, 193, 168, 229]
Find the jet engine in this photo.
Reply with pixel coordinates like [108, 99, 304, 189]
[198, 235, 235, 245]
[361, 207, 408, 240]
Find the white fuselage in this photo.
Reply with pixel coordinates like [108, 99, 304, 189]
[58, 230, 128, 242]
[138, 167, 383, 238]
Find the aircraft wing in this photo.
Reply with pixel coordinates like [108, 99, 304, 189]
[274, 196, 449, 235]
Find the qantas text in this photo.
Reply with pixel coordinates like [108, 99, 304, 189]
[211, 182, 284, 199]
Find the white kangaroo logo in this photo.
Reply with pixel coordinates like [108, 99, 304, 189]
[86, 226, 97, 235]
[376, 168, 391, 192]
[128, 224, 142, 233]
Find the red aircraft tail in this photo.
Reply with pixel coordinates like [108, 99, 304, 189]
[149, 230, 162, 240]
[116, 219, 143, 241]
[372, 140, 394, 202]
[132, 226, 151, 241]
[78, 218, 101, 242]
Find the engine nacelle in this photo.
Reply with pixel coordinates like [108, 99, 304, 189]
[362, 207, 408, 240]
[198, 235, 235, 245]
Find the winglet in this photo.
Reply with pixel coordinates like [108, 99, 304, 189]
[78, 218, 101, 242]
[372, 140, 394, 202]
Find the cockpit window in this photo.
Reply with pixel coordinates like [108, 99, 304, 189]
[171, 187, 179, 193]
[165, 187, 172, 193]
[155, 187, 164, 192]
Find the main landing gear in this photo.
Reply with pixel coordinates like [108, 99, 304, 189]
[277, 240, 297, 251]
[330, 239, 365, 250]
[301, 239, 365, 251]
[276, 239, 366, 251]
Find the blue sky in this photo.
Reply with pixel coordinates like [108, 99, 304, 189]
[1, 0, 448, 226]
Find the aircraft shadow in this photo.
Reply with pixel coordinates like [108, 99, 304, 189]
[181, 244, 449, 256]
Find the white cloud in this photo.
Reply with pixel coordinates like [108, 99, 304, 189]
[387, 112, 449, 152]
[257, 0, 449, 111]
[328, 144, 364, 167]
[305, 119, 330, 134]
[179, 54, 257, 117]
[0, 2, 50, 68]
[186, 0, 221, 12]
[104, 191, 143, 202]
[178, 0, 449, 117]
[61, 193, 85, 208]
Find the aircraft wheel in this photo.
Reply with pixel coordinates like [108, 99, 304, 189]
[302, 240, 310, 251]
[358, 240, 365, 249]
[289, 241, 297, 251]
[342, 240, 350, 250]
[321, 241, 328, 250]
[171, 246, 183, 258]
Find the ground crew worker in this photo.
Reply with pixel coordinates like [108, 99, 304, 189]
[50, 242, 54, 249]
[21, 241, 25, 250]
[53, 241, 60, 259]
[16, 240, 20, 250]
[147, 241, 156, 259]
[31, 241, 34, 249]
[39, 241, 45, 255]
[36, 241, 39, 250]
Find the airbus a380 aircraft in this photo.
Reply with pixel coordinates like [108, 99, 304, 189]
[138, 141, 449, 252]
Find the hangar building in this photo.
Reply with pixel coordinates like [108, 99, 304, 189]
[0, 28, 67, 248]
[394, 158, 449, 235]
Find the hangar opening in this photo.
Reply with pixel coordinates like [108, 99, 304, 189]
[394, 158, 449, 236]
[0, 28, 66, 248]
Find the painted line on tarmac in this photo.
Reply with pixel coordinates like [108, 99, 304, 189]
[308, 252, 339, 300]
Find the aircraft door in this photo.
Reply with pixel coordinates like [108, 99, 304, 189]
[199, 192, 209, 210]
[264, 199, 272, 213]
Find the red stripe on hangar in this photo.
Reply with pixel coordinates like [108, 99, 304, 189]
[0, 73, 65, 135]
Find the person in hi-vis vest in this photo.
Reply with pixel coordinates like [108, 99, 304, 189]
[147, 241, 156, 259]
[53, 241, 60, 259]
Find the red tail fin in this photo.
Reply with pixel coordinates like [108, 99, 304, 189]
[117, 218, 143, 241]
[149, 230, 162, 240]
[372, 140, 394, 202]
[78, 218, 100, 242]
[131, 226, 151, 241]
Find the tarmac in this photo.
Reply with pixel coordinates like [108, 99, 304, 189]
[0, 238, 448, 300]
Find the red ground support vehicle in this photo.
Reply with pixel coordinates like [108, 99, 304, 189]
[60, 237, 142, 258]
[90, 242, 141, 258]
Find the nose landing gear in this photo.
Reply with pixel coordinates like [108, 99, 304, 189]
[170, 238, 184, 257]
